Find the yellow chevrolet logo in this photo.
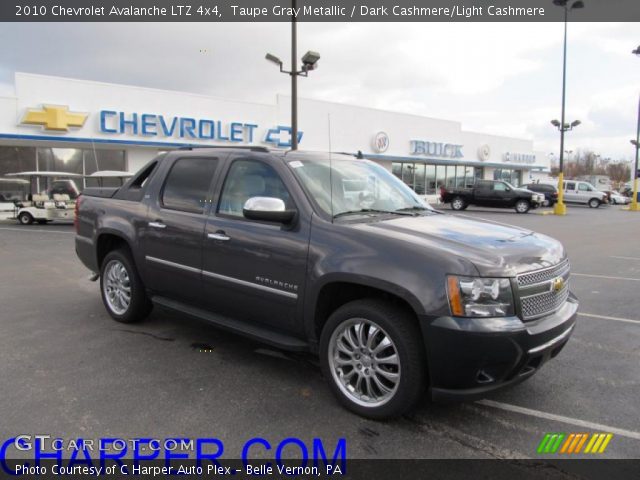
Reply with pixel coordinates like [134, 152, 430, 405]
[21, 105, 87, 131]
[552, 277, 564, 292]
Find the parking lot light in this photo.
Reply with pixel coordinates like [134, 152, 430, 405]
[551, 0, 584, 216]
[265, 0, 320, 151]
[629, 46, 640, 211]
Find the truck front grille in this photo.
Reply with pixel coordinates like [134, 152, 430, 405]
[517, 259, 571, 321]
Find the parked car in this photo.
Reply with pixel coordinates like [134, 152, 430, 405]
[440, 180, 544, 213]
[523, 183, 558, 207]
[606, 190, 630, 205]
[75, 148, 577, 419]
[562, 180, 607, 208]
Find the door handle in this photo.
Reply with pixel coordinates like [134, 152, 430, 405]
[208, 231, 230, 241]
[148, 221, 167, 229]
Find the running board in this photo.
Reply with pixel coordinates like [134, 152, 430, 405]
[151, 296, 309, 352]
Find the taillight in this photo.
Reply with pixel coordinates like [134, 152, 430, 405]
[74, 195, 81, 233]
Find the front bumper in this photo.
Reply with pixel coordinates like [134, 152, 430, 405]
[422, 293, 578, 402]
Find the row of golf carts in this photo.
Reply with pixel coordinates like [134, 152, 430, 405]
[0, 171, 132, 225]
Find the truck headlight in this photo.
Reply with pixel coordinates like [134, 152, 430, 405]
[447, 275, 515, 317]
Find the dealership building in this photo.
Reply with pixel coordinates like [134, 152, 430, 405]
[0, 72, 549, 200]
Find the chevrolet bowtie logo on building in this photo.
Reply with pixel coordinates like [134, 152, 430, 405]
[264, 125, 303, 148]
[21, 104, 88, 132]
[537, 432, 613, 454]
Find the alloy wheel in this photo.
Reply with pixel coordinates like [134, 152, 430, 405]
[328, 318, 401, 407]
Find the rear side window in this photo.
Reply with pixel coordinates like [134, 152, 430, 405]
[161, 157, 218, 213]
[566, 182, 576, 190]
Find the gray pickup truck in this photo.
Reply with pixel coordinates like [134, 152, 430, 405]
[75, 147, 578, 419]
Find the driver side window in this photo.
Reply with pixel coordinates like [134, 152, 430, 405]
[218, 159, 291, 218]
[493, 182, 507, 191]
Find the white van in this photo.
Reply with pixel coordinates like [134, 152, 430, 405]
[563, 180, 607, 208]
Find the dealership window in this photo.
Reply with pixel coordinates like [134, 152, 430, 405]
[0, 145, 126, 194]
[392, 162, 477, 195]
[0, 147, 37, 199]
[493, 168, 521, 186]
[413, 164, 426, 194]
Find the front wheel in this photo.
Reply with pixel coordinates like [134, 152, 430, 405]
[100, 249, 152, 323]
[588, 198, 601, 209]
[18, 212, 33, 225]
[451, 196, 466, 211]
[515, 199, 530, 213]
[320, 299, 426, 419]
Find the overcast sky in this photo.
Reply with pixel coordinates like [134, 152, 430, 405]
[0, 22, 638, 160]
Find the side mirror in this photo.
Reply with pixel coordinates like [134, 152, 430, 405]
[505, 187, 511, 192]
[243, 197, 296, 224]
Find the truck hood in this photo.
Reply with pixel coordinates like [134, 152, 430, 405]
[350, 213, 565, 277]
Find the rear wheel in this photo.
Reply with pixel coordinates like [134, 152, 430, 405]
[18, 212, 33, 225]
[100, 249, 152, 323]
[588, 198, 601, 209]
[451, 196, 466, 211]
[320, 299, 426, 419]
[515, 199, 530, 213]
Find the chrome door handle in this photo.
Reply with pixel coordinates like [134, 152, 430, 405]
[208, 232, 230, 241]
[148, 221, 166, 229]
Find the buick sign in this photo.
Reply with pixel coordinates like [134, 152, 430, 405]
[373, 131, 389, 153]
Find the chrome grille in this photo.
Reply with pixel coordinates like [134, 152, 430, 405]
[521, 285, 570, 320]
[517, 259, 571, 321]
[517, 259, 570, 287]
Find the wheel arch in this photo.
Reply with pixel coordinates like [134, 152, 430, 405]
[96, 232, 135, 270]
[307, 275, 426, 348]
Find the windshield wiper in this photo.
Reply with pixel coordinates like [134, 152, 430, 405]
[332, 209, 414, 219]
[395, 206, 430, 212]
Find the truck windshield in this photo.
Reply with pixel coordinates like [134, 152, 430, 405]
[287, 156, 431, 218]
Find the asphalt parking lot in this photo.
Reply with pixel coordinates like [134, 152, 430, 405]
[0, 203, 638, 463]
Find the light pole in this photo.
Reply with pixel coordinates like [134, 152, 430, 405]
[551, 0, 584, 215]
[266, 1, 320, 151]
[551, 119, 581, 208]
[629, 45, 640, 211]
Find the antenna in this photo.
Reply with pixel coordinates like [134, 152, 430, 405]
[327, 113, 334, 221]
[90, 138, 98, 189]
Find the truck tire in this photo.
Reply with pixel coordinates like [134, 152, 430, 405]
[451, 196, 466, 211]
[18, 212, 34, 225]
[515, 200, 530, 214]
[100, 249, 152, 323]
[319, 299, 426, 419]
[588, 198, 601, 208]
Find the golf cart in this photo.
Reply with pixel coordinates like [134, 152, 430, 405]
[0, 177, 30, 220]
[4, 171, 82, 225]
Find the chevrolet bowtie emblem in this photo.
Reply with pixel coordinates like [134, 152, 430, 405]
[552, 277, 565, 292]
[21, 105, 88, 131]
